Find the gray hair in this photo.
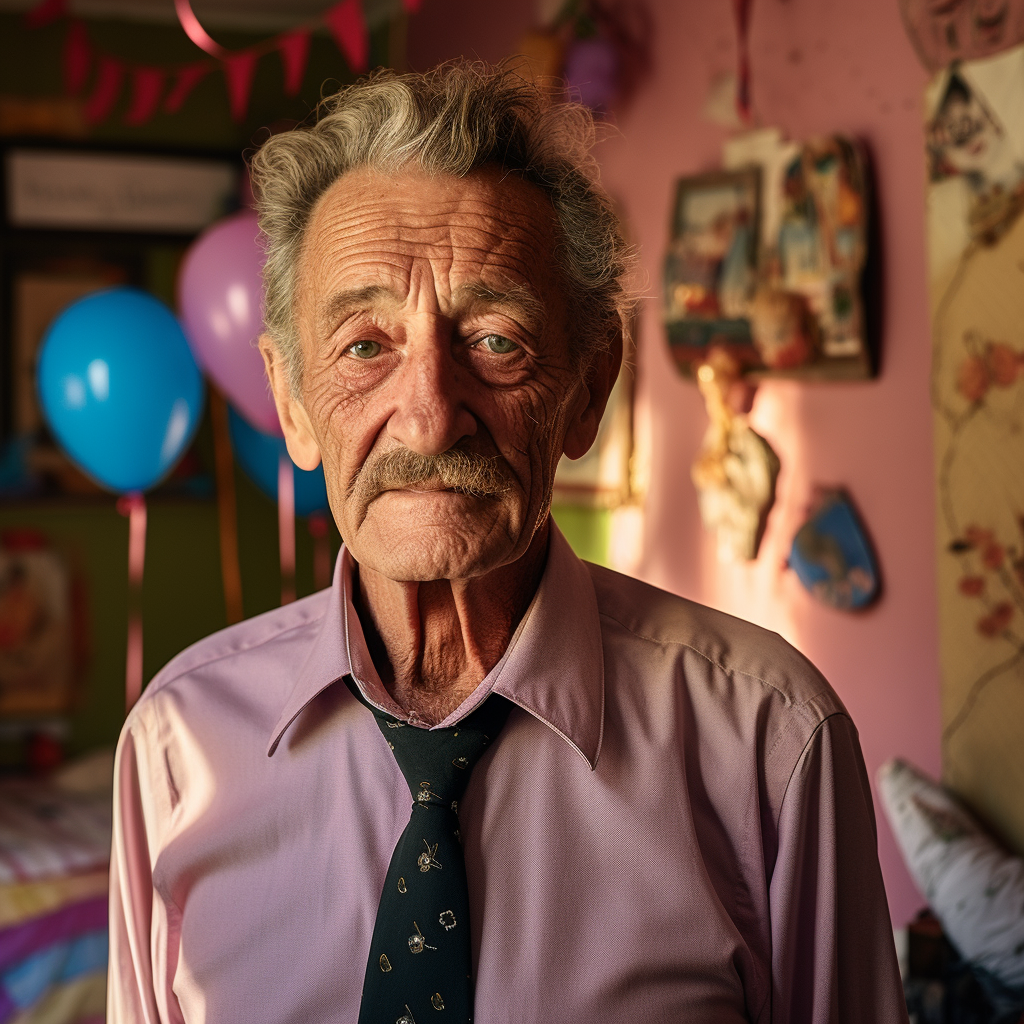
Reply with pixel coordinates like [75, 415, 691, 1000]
[249, 61, 634, 394]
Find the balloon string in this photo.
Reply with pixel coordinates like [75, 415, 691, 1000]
[309, 511, 332, 591]
[278, 452, 296, 605]
[210, 389, 244, 624]
[117, 493, 147, 711]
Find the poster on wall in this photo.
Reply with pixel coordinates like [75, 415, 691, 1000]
[925, 44, 1024, 853]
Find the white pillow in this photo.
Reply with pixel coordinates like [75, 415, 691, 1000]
[877, 758, 1024, 989]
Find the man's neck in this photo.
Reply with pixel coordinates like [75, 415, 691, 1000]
[354, 522, 549, 725]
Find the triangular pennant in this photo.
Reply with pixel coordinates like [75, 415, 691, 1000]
[124, 66, 165, 126]
[83, 54, 125, 125]
[164, 62, 210, 113]
[277, 28, 311, 97]
[223, 50, 259, 122]
[62, 21, 91, 95]
[401, 0, 421, 12]
[25, 0, 67, 29]
[324, 0, 368, 73]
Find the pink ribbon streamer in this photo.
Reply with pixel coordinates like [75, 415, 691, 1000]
[173, 0, 226, 58]
[278, 454, 296, 605]
[308, 512, 332, 592]
[117, 494, 147, 711]
[733, 0, 753, 125]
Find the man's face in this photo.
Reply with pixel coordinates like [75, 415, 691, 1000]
[266, 165, 615, 583]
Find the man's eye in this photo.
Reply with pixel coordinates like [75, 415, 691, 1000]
[478, 334, 518, 355]
[347, 340, 381, 359]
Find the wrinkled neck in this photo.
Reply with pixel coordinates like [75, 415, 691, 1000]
[355, 521, 549, 725]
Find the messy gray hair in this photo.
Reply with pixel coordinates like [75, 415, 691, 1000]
[250, 61, 634, 394]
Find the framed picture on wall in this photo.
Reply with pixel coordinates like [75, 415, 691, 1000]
[665, 135, 876, 381]
[663, 167, 762, 373]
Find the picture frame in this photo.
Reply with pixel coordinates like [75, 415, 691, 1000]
[663, 168, 762, 373]
[665, 136, 877, 382]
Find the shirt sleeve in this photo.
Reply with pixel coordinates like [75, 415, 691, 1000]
[768, 712, 909, 1024]
[108, 717, 176, 1024]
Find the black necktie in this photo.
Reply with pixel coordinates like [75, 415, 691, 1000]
[347, 677, 513, 1024]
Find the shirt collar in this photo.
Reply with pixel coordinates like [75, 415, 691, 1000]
[267, 520, 605, 769]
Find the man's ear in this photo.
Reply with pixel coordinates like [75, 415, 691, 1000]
[259, 335, 323, 471]
[562, 330, 624, 460]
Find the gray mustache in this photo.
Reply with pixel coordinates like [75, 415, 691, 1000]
[356, 448, 513, 503]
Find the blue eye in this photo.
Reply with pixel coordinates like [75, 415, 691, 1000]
[479, 334, 518, 354]
[348, 340, 381, 359]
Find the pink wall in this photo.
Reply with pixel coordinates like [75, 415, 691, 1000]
[410, 0, 942, 926]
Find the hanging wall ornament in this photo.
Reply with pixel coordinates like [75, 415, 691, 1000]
[691, 348, 779, 562]
[788, 488, 879, 611]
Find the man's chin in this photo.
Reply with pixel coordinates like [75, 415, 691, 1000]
[349, 503, 520, 582]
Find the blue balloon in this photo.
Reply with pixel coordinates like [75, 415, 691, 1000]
[37, 287, 204, 493]
[227, 406, 329, 517]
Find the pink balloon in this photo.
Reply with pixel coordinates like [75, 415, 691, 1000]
[178, 210, 283, 436]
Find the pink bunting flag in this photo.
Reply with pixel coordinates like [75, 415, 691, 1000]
[62, 21, 91, 95]
[124, 66, 165, 126]
[277, 28, 311, 97]
[324, 0, 368, 73]
[164, 62, 210, 113]
[84, 54, 125, 125]
[25, 0, 67, 29]
[223, 50, 259, 123]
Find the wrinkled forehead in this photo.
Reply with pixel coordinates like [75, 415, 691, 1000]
[296, 164, 563, 320]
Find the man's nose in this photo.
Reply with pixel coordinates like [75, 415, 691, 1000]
[386, 328, 477, 456]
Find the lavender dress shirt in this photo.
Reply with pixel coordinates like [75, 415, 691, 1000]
[109, 524, 908, 1024]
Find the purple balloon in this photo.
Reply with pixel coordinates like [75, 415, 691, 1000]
[178, 210, 282, 436]
[564, 37, 619, 113]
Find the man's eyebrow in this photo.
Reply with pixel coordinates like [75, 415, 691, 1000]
[317, 285, 400, 333]
[453, 282, 547, 328]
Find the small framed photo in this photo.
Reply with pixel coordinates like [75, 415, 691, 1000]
[664, 136, 876, 381]
[663, 168, 762, 374]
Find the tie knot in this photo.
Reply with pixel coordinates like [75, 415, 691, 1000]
[346, 679, 512, 808]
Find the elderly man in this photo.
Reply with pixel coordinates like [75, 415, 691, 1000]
[109, 64, 907, 1024]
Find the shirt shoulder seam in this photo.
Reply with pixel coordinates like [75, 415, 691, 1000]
[143, 612, 326, 701]
[596, 608, 824, 710]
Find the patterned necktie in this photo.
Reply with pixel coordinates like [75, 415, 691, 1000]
[347, 677, 513, 1024]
